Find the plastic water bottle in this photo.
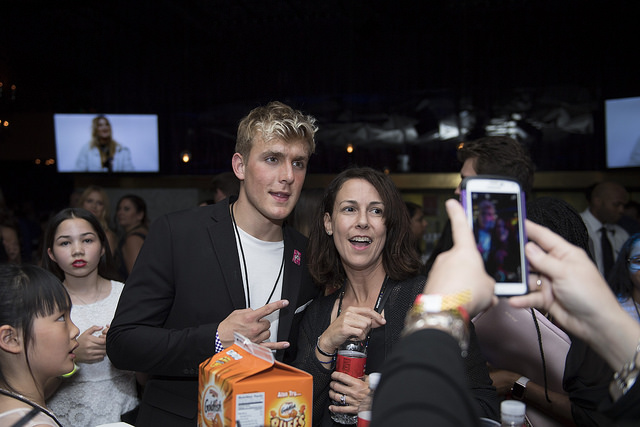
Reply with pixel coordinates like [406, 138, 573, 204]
[357, 372, 381, 427]
[501, 400, 526, 426]
[330, 339, 367, 425]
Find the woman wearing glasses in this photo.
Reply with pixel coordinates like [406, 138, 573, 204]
[608, 233, 640, 322]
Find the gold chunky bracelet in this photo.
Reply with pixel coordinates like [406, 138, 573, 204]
[409, 290, 472, 314]
[403, 292, 471, 357]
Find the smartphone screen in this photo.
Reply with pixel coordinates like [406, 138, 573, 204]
[461, 176, 528, 296]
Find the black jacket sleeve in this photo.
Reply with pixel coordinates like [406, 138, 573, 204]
[371, 328, 481, 427]
[565, 334, 640, 426]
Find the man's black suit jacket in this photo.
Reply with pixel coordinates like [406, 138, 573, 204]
[106, 197, 319, 426]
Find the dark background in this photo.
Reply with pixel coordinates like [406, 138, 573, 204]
[1, 0, 639, 209]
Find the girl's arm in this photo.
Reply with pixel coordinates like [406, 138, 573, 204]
[122, 233, 145, 275]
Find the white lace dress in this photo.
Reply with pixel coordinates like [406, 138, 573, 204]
[47, 280, 138, 427]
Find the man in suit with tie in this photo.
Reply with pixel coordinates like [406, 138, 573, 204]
[580, 181, 630, 278]
[106, 101, 321, 426]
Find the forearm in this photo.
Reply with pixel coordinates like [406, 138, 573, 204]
[122, 238, 144, 274]
[585, 307, 640, 373]
[521, 381, 575, 426]
[107, 322, 218, 375]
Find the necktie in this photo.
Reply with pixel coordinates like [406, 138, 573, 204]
[600, 227, 614, 278]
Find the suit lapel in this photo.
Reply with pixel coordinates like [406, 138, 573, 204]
[278, 227, 303, 342]
[208, 199, 246, 309]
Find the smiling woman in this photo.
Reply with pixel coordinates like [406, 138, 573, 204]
[292, 167, 501, 426]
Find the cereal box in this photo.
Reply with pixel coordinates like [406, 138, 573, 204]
[198, 333, 312, 427]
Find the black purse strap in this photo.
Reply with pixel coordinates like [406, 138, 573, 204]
[10, 407, 41, 427]
[0, 388, 63, 427]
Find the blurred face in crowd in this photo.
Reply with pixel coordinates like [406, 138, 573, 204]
[82, 191, 106, 220]
[592, 185, 629, 225]
[117, 198, 144, 231]
[409, 209, 428, 240]
[628, 239, 640, 290]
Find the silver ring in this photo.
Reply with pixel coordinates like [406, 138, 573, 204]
[340, 394, 346, 405]
[536, 278, 542, 287]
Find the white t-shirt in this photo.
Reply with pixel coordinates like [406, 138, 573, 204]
[234, 226, 284, 343]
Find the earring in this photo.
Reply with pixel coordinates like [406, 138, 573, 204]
[327, 231, 333, 236]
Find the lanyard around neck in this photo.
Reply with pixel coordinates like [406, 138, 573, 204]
[230, 202, 284, 308]
[336, 276, 389, 349]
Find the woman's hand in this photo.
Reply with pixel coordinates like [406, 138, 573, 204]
[74, 325, 107, 364]
[328, 371, 371, 414]
[317, 306, 386, 357]
[425, 199, 497, 317]
[488, 366, 520, 397]
[510, 219, 640, 373]
[510, 220, 626, 343]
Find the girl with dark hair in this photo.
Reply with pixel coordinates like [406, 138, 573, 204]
[608, 233, 640, 322]
[0, 264, 78, 426]
[114, 194, 149, 280]
[42, 208, 138, 426]
[294, 167, 499, 426]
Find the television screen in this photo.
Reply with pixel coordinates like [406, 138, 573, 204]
[605, 96, 640, 169]
[54, 113, 159, 173]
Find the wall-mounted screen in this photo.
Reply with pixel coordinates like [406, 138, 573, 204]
[54, 113, 159, 173]
[605, 96, 640, 169]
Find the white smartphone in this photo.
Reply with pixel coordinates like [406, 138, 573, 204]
[460, 176, 528, 296]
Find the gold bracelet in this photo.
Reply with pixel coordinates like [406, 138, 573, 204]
[610, 338, 640, 401]
[410, 290, 472, 315]
[403, 293, 470, 357]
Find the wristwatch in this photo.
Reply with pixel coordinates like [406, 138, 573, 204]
[512, 376, 530, 400]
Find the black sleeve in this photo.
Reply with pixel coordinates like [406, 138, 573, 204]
[565, 335, 640, 426]
[602, 380, 640, 424]
[464, 322, 501, 420]
[564, 335, 616, 426]
[371, 328, 481, 427]
[106, 214, 219, 376]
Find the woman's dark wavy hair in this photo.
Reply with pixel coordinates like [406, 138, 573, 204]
[607, 233, 640, 299]
[0, 264, 71, 392]
[41, 208, 118, 281]
[527, 197, 591, 256]
[307, 167, 422, 290]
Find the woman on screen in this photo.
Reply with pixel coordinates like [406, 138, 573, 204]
[75, 115, 134, 172]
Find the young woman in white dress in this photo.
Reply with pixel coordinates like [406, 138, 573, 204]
[42, 207, 138, 427]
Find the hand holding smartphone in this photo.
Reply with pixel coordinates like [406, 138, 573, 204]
[460, 176, 528, 296]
